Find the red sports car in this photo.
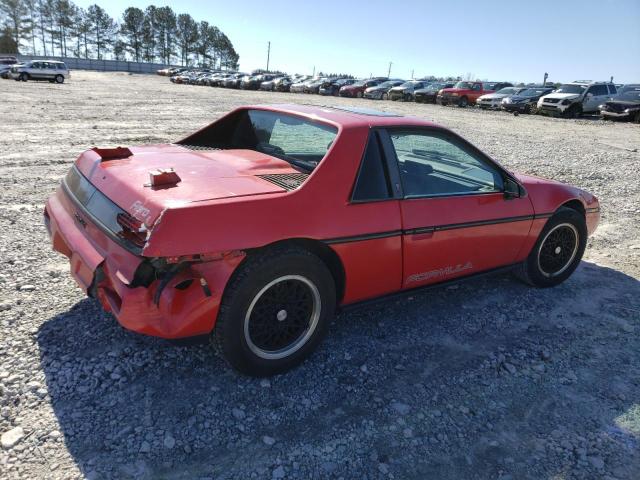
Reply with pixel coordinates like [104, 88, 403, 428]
[45, 104, 600, 376]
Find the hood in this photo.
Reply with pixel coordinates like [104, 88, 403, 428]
[479, 93, 509, 100]
[74, 144, 297, 226]
[543, 92, 580, 101]
[605, 99, 640, 107]
[440, 87, 467, 94]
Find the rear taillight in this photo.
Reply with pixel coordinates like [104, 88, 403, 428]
[116, 213, 147, 247]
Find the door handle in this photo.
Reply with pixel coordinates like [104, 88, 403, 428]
[409, 228, 434, 241]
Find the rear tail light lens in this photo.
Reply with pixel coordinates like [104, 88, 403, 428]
[116, 213, 147, 247]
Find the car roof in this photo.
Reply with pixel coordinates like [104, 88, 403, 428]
[246, 104, 438, 128]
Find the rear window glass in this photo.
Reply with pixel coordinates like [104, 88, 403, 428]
[182, 109, 338, 172]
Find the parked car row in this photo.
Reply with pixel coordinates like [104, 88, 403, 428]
[165, 68, 640, 123]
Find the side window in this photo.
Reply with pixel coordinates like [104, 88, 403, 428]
[608, 84, 617, 94]
[352, 131, 392, 202]
[472, 83, 482, 91]
[589, 85, 608, 96]
[389, 131, 504, 198]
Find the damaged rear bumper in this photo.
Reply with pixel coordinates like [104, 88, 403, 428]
[45, 187, 243, 339]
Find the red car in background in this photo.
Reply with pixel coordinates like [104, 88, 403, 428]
[45, 104, 599, 376]
[339, 77, 387, 98]
[437, 81, 513, 107]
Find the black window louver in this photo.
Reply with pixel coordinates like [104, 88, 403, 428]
[178, 144, 221, 151]
[257, 173, 309, 191]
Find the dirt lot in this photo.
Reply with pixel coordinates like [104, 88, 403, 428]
[1, 71, 639, 480]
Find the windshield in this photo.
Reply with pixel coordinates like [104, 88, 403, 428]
[188, 110, 338, 172]
[454, 81, 473, 89]
[399, 81, 418, 88]
[376, 81, 397, 88]
[519, 88, 551, 97]
[556, 84, 586, 94]
[352, 81, 366, 87]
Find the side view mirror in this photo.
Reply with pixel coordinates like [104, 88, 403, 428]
[503, 177, 523, 199]
[586, 93, 593, 98]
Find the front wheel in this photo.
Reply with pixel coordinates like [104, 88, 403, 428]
[19, 73, 28, 82]
[382, 92, 388, 100]
[515, 207, 587, 288]
[458, 96, 469, 107]
[214, 246, 336, 376]
[356, 91, 363, 98]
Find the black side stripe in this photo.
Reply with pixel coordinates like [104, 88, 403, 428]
[323, 213, 557, 245]
[324, 230, 402, 244]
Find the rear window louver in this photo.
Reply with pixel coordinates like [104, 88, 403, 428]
[257, 173, 309, 191]
[178, 144, 221, 151]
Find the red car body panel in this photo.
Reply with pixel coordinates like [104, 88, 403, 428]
[439, 82, 503, 105]
[45, 104, 600, 339]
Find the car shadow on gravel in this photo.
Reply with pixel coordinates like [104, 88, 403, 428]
[37, 261, 640, 480]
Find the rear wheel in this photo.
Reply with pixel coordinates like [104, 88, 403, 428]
[458, 96, 469, 107]
[55, 74, 64, 84]
[19, 73, 28, 82]
[635, 111, 640, 124]
[356, 91, 363, 98]
[515, 207, 586, 288]
[382, 92, 388, 100]
[214, 246, 336, 376]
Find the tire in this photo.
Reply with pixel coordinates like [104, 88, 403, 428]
[514, 207, 587, 288]
[382, 92, 388, 100]
[19, 73, 28, 82]
[55, 75, 64, 84]
[565, 104, 582, 119]
[524, 102, 535, 115]
[214, 246, 336, 376]
[356, 91, 363, 98]
[634, 111, 640, 124]
[458, 96, 469, 108]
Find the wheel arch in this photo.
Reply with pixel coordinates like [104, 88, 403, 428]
[558, 199, 585, 218]
[244, 238, 346, 304]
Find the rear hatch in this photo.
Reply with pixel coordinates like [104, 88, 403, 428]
[73, 144, 298, 228]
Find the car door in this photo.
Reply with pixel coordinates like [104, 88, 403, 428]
[583, 85, 608, 112]
[383, 128, 534, 289]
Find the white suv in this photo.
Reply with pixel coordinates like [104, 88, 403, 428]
[10, 60, 69, 83]
[537, 81, 617, 117]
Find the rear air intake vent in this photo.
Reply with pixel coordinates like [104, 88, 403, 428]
[257, 173, 309, 191]
[179, 144, 221, 151]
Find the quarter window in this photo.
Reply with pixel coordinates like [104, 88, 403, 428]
[352, 132, 392, 202]
[608, 84, 617, 94]
[389, 131, 504, 198]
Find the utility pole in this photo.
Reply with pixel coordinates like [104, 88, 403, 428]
[266, 41, 270, 72]
[388, 61, 392, 78]
[312, 65, 315, 77]
[543, 72, 548, 86]
[411, 69, 414, 79]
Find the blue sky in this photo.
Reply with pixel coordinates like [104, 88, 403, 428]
[75, 0, 640, 83]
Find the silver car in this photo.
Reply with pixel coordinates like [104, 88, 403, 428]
[10, 60, 69, 83]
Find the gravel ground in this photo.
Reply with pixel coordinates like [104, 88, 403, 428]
[0, 71, 639, 480]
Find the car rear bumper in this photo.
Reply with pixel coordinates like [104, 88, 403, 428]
[45, 187, 242, 339]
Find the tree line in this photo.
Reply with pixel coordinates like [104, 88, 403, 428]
[0, 1, 239, 69]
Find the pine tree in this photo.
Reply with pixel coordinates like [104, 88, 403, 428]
[120, 6, 143, 62]
[86, 4, 115, 60]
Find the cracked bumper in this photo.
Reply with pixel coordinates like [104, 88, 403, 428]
[45, 188, 242, 339]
